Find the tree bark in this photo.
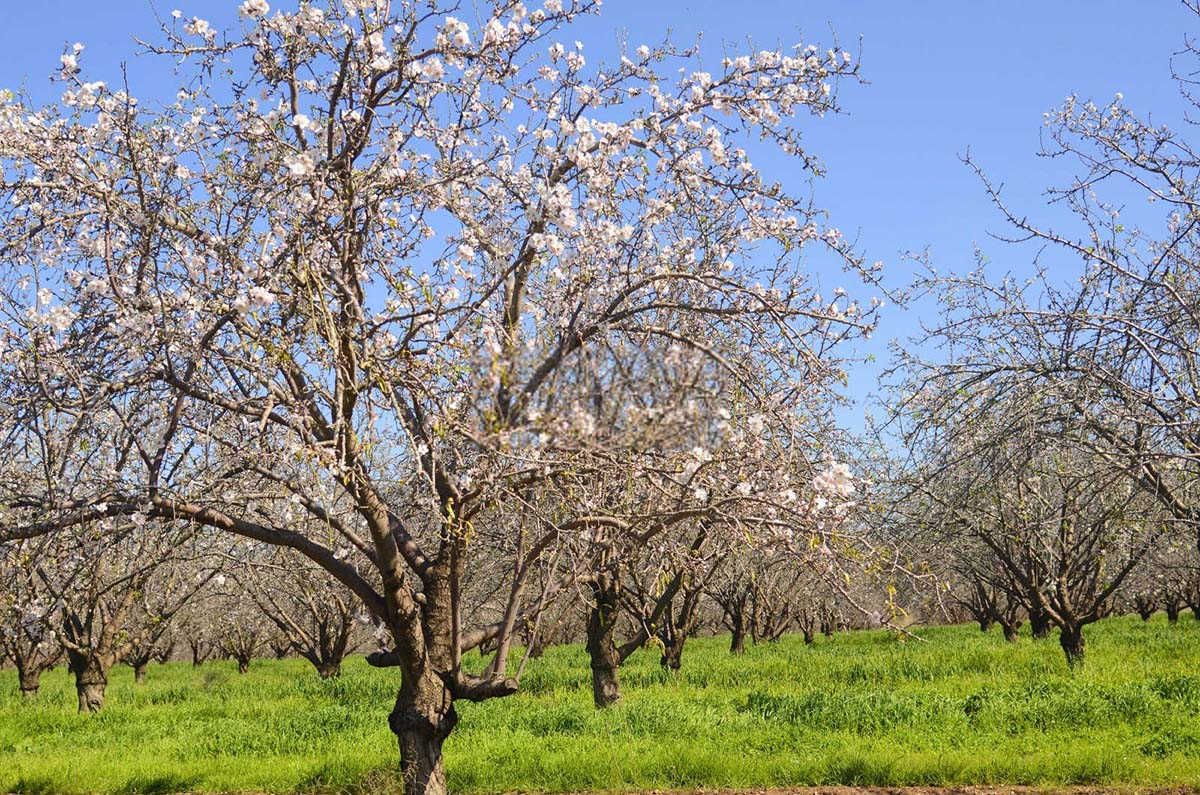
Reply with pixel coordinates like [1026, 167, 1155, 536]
[236, 656, 251, 674]
[659, 639, 683, 671]
[1028, 605, 1052, 639]
[729, 615, 747, 654]
[17, 665, 41, 699]
[317, 661, 341, 679]
[1001, 620, 1021, 643]
[389, 672, 456, 795]
[69, 652, 108, 713]
[1059, 625, 1086, 669]
[585, 582, 622, 708]
[133, 660, 149, 684]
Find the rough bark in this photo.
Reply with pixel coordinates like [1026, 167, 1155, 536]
[316, 661, 341, 679]
[68, 651, 109, 714]
[17, 664, 42, 699]
[585, 581, 623, 708]
[133, 661, 149, 684]
[1000, 619, 1021, 643]
[389, 671, 456, 795]
[236, 655, 251, 674]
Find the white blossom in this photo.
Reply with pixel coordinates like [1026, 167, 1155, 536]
[239, 0, 270, 18]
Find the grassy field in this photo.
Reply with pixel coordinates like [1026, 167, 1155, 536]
[3, 614, 1200, 793]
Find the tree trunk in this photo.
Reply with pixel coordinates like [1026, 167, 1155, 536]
[17, 664, 41, 699]
[317, 661, 341, 679]
[1001, 621, 1020, 643]
[585, 584, 622, 708]
[1059, 625, 1085, 669]
[237, 656, 251, 674]
[729, 615, 747, 654]
[1028, 605, 1051, 639]
[659, 638, 684, 671]
[803, 629, 815, 645]
[69, 653, 108, 713]
[133, 660, 149, 684]
[389, 672, 456, 795]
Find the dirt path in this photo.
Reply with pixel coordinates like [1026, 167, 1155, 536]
[595, 789, 1200, 795]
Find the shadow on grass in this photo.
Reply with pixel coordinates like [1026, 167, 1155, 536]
[10, 778, 60, 795]
[297, 764, 404, 794]
[115, 774, 200, 794]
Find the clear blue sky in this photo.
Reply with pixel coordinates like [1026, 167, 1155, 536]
[2, 1, 1194, 429]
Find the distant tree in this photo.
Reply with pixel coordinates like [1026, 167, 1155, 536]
[899, 392, 1164, 667]
[240, 547, 368, 679]
[0, 537, 63, 698]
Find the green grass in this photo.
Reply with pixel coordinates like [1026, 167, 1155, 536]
[3, 614, 1200, 792]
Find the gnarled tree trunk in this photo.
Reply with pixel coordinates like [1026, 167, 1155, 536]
[68, 651, 109, 713]
[17, 662, 43, 699]
[389, 671, 456, 795]
[659, 640, 683, 671]
[585, 581, 622, 708]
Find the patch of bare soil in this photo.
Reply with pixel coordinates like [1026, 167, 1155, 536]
[578, 789, 1200, 795]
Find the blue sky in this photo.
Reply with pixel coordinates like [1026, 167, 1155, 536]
[2, 1, 1194, 429]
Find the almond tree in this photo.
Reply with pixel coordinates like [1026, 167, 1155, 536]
[888, 3, 1200, 575]
[121, 555, 218, 683]
[898, 392, 1165, 667]
[0, 1, 880, 789]
[708, 559, 756, 654]
[239, 546, 368, 678]
[0, 537, 63, 698]
[42, 521, 204, 711]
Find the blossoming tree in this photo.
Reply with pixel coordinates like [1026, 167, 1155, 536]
[0, 0, 878, 789]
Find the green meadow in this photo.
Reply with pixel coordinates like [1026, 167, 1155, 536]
[3, 614, 1200, 793]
